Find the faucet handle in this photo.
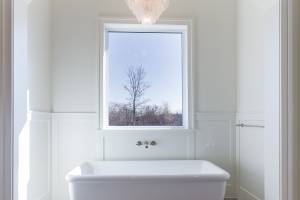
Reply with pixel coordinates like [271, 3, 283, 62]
[136, 140, 157, 147]
[136, 141, 143, 146]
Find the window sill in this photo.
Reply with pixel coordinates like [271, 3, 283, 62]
[97, 128, 194, 135]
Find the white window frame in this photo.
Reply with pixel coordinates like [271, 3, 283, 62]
[97, 18, 194, 130]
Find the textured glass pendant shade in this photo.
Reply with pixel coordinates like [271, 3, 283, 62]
[125, 0, 170, 24]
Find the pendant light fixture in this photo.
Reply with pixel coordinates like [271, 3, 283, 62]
[125, 0, 170, 24]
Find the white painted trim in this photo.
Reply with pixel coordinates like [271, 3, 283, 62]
[235, 112, 265, 200]
[51, 112, 99, 200]
[240, 186, 262, 200]
[97, 17, 194, 131]
[280, 0, 289, 199]
[1, 1, 298, 200]
[263, 0, 299, 199]
[0, 0, 4, 196]
[51, 111, 234, 171]
[195, 112, 237, 198]
[51, 112, 97, 120]
[287, 0, 299, 200]
[0, 0, 13, 199]
[265, 0, 298, 199]
[51, 114, 59, 200]
[29, 111, 52, 200]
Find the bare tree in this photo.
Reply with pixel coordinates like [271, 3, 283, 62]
[124, 65, 150, 125]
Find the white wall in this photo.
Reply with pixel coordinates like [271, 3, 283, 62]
[27, 0, 53, 199]
[236, 0, 266, 113]
[236, 0, 271, 199]
[28, 0, 52, 112]
[50, 0, 238, 199]
[52, 114, 99, 200]
[14, 0, 52, 200]
[13, 0, 29, 199]
[52, 0, 237, 113]
[10, 0, 300, 200]
[236, 114, 264, 200]
[28, 112, 52, 200]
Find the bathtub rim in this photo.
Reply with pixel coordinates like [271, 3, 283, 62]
[65, 160, 230, 183]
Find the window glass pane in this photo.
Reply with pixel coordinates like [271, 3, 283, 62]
[107, 31, 183, 126]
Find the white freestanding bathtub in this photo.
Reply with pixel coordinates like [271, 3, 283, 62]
[66, 160, 230, 200]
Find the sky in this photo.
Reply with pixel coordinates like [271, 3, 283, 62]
[107, 31, 183, 113]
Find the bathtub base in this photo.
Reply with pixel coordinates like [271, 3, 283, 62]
[66, 160, 230, 200]
[68, 181, 227, 200]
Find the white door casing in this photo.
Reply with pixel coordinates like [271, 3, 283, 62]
[0, 0, 13, 199]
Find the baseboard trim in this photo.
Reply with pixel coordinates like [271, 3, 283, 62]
[240, 187, 261, 200]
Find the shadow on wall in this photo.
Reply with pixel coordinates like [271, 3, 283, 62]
[16, 90, 51, 200]
[17, 90, 31, 200]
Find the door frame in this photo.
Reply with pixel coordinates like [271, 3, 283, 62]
[266, 0, 299, 199]
[0, 0, 13, 200]
[0, 0, 298, 200]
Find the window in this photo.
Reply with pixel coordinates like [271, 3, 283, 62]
[100, 22, 191, 129]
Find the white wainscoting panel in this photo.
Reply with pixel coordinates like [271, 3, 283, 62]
[28, 111, 51, 200]
[194, 112, 236, 198]
[52, 112, 237, 200]
[101, 130, 194, 160]
[236, 113, 264, 200]
[52, 113, 100, 200]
